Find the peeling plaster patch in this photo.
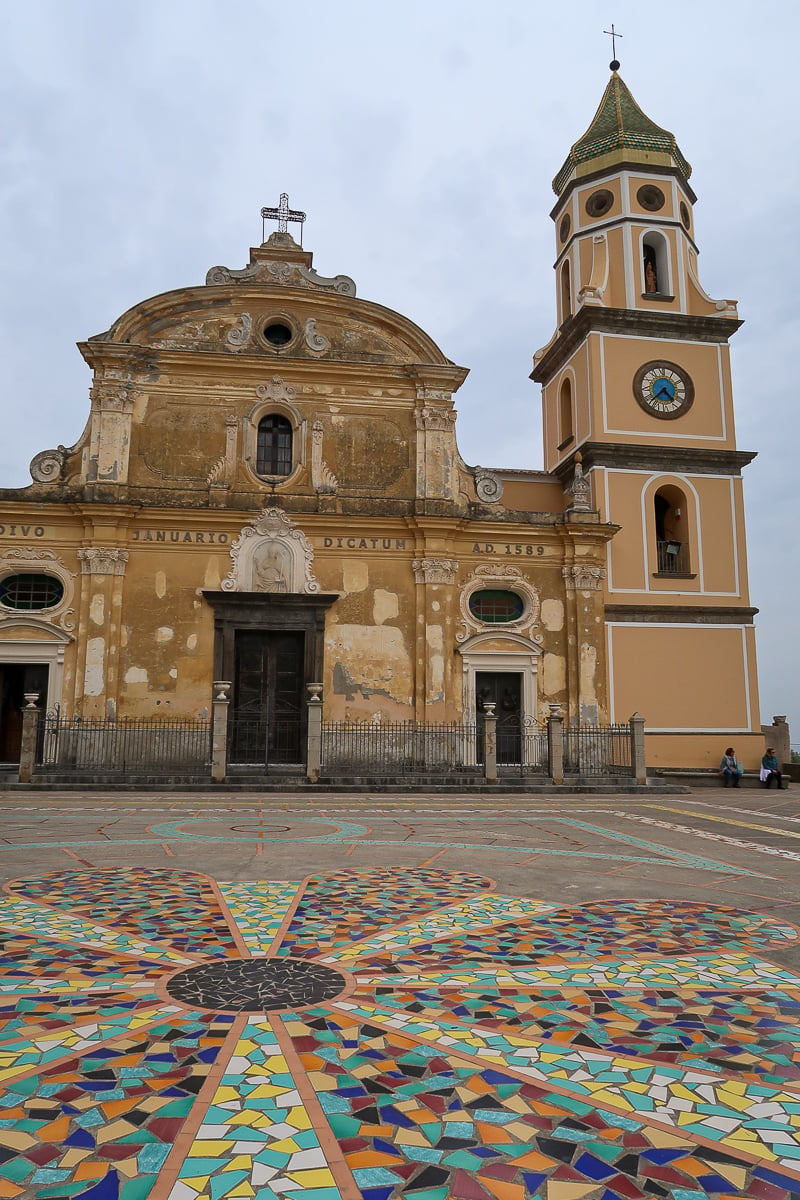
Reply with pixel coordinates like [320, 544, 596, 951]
[328, 624, 410, 704]
[426, 623, 444, 699]
[542, 651, 566, 696]
[120, 626, 129, 647]
[373, 588, 399, 625]
[431, 600, 440, 612]
[89, 594, 105, 626]
[84, 638, 106, 697]
[342, 559, 369, 594]
[203, 560, 221, 589]
[168, 668, 178, 679]
[124, 666, 148, 685]
[580, 642, 598, 719]
[541, 598, 564, 631]
[186, 633, 198, 650]
[155, 570, 167, 599]
[156, 626, 174, 643]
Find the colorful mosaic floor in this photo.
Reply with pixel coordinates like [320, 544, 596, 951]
[1, 867, 800, 1199]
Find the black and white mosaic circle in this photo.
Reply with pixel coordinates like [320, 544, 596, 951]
[166, 956, 347, 1011]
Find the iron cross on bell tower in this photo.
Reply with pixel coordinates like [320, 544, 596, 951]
[261, 193, 307, 245]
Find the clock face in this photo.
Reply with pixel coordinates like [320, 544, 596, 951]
[633, 361, 694, 420]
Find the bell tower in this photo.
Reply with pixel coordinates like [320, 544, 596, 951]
[532, 65, 762, 767]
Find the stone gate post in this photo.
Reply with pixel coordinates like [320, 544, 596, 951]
[629, 712, 647, 785]
[306, 683, 323, 784]
[483, 701, 498, 785]
[18, 693, 41, 784]
[547, 703, 564, 785]
[211, 682, 231, 784]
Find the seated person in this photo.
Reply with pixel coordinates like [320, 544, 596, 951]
[719, 747, 742, 788]
[760, 748, 784, 790]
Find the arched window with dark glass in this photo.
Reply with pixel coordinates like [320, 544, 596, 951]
[558, 376, 574, 448]
[560, 261, 572, 321]
[256, 414, 293, 477]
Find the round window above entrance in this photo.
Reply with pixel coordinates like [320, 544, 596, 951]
[468, 590, 524, 624]
[0, 574, 64, 611]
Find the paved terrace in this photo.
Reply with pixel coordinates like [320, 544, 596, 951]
[0, 788, 799, 1200]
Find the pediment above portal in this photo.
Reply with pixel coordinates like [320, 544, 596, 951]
[0, 618, 73, 643]
[458, 632, 543, 655]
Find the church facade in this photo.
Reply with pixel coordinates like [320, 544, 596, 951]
[0, 72, 763, 772]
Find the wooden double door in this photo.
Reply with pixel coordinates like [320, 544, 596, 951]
[229, 631, 305, 766]
[476, 671, 522, 764]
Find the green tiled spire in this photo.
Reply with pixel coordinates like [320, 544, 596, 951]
[553, 73, 691, 195]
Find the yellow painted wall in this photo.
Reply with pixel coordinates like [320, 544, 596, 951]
[608, 624, 755, 731]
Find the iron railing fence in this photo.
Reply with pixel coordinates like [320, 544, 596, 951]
[656, 539, 691, 573]
[563, 723, 632, 776]
[227, 716, 304, 767]
[37, 711, 212, 775]
[496, 720, 548, 774]
[321, 720, 480, 776]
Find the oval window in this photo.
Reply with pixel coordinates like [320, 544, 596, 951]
[468, 589, 524, 623]
[0, 573, 64, 610]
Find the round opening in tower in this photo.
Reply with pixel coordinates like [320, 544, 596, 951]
[585, 189, 614, 218]
[636, 184, 665, 212]
[263, 321, 294, 347]
[165, 957, 347, 1012]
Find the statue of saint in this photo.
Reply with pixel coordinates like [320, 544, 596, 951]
[253, 540, 290, 593]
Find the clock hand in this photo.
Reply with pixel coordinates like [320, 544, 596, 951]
[654, 382, 672, 398]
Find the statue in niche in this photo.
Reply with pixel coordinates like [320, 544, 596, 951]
[644, 246, 658, 293]
[252, 540, 291, 593]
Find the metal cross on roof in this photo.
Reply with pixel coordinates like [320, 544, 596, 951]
[603, 23, 623, 68]
[261, 193, 307, 243]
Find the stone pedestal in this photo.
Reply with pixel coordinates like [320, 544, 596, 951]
[547, 704, 564, 785]
[483, 702, 497, 785]
[211, 682, 231, 783]
[18, 693, 41, 784]
[629, 711, 647, 785]
[306, 684, 323, 783]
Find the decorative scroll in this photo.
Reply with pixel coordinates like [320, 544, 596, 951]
[256, 376, 297, 405]
[311, 421, 338, 495]
[474, 467, 504, 504]
[29, 448, 66, 484]
[205, 261, 356, 297]
[304, 318, 330, 353]
[225, 313, 252, 349]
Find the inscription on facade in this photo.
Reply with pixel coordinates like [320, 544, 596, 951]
[131, 530, 230, 543]
[473, 543, 545, 556]
[0, 525, 46, 537]
[320, 537, 407, 550]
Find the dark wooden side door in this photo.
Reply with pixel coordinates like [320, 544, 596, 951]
[230, 631, 305, 765]
[0, 664, 49, 763]
[476, 671, 522, 765]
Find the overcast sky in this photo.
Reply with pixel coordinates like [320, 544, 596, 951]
[1, 0, 797, 742]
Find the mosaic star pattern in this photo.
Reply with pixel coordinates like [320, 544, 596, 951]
[0, 866, 799, 1199]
